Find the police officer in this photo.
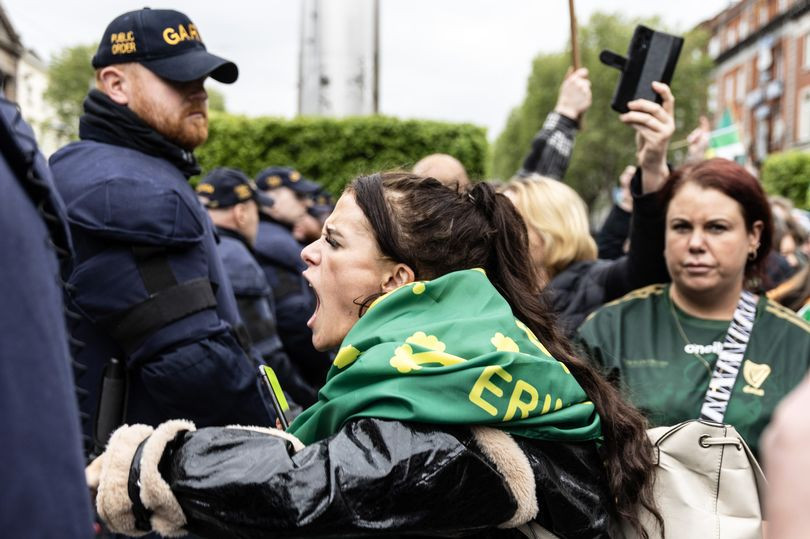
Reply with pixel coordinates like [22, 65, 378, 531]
[49, 8, 274, 456]
[293, 187, 334, 244]
[0, 97, 93, 535]
[197, 168, 317, 405]
[254, 166, 332, 388]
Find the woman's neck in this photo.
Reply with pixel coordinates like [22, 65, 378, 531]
[669, 281, 745, 320]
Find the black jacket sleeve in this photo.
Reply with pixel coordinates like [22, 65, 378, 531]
[596, 204, 631, 260]
[96, 418, 614, 538]
[592, 168, 670, 303]
[169, 420, 519, 538]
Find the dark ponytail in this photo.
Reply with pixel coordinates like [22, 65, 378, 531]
[350, 173, 662, 537]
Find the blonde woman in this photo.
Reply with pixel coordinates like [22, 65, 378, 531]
[502, 82, 677, 336]
[503, 176, 669, 336]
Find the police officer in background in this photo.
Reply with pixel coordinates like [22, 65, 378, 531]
[0, 97, 93, 535]
[49, 8, 274, 455]
[254, 166, 333, 389]
[293, 187, 335, 244]
[197, 168, 318, 405]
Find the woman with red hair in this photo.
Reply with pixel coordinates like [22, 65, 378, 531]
[578, 158, 810, 456]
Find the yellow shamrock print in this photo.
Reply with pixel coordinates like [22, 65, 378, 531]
[390, 332, 464, 373]
[333, 345, 360, 369]
[491, 332, 519, 352]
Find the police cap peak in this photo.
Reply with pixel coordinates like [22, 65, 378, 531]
[92, 7, 238, 84]
[197, 167, 273, 209]
[255, 166, 321, 195]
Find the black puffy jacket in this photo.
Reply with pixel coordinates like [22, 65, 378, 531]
[96, 418, 614, 538]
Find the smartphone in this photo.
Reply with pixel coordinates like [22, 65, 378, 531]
[600, 25, 684, 113]
[259, 365, 289, 430]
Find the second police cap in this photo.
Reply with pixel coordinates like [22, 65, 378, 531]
[255, 167, 321, 196]
[196, 168, 273, 209]
[92, 8, 238, 84]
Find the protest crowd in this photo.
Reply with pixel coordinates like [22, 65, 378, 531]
[4, 6, 810, 539]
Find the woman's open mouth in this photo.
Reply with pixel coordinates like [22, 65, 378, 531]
[306, 278, 320, 329]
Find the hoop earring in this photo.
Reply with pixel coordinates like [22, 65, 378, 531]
[748, 249, 757, 261]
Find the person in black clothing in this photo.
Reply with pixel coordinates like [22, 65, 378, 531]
[596, 164, 635, 260]
[503, 82, 676, 337]
[197, 168, 318, 406]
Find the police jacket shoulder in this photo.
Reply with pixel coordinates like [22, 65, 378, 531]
[255, 218, 305, 272]
[50, 140, 205, 246]
[102, 418, 612, 538]
[216, 229, 271, 297]
[0, 97, 94, 537]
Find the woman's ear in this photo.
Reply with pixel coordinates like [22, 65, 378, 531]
[381, 263, 415, 293]
[750, 220, 764, 249]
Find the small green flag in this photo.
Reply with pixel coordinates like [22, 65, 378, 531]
[288, 269, 601, 445]
[708, 108, 745, 161]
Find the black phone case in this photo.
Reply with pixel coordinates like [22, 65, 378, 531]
[600, 25, 684, 113]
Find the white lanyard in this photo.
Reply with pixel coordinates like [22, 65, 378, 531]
[699, 290, 758, 423]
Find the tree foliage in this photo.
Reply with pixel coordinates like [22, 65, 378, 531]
[207, 87, 226, 112]
[761, 151, 810, 209]
[44, 44, 96, 139]
[196, 113, 488, 194]
[492, 13, 713, 208]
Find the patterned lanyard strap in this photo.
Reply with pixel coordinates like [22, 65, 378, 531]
[699, 290, 759, 423]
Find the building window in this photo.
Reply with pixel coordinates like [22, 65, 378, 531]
[708, 83, 718, 114]
[726, 75, 735, 105]
[805, 33, 810, 69]
[740, 18, 749, 40]
[799, 88, 810, 141]
[709, 36, 721, 57]
[737, 69, 747, 103]
[760, 5, 768, 26]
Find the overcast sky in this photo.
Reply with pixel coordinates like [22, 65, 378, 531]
[3, 0, 732, 139]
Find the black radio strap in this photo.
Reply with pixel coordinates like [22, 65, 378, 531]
[99, 246, 218, 356]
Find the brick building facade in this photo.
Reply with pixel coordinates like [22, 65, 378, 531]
[701, 0, 810, 161]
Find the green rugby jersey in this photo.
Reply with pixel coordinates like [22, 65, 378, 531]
[577, 283, 810, 456]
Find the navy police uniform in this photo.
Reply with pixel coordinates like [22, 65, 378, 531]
[0, 97, 94, 536]
[197, 169, 318, 405]
[50, 8, 273, 456]
[255, 167, 332, 388]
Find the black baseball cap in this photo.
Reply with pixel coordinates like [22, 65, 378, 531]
[92, 8, 238, 84]
[255, 166, 321, 196]
[196, 168, 273, 209]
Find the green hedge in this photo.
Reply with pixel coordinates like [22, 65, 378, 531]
[195, 113, 489, 194]
[761, 151, 810, 209]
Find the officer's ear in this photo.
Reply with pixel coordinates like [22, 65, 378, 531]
[96, 65, 133, 106]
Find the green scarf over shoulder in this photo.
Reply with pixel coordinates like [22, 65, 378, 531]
[288, 269, 601, 444]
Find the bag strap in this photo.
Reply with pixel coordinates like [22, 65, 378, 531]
[699, 289, 758, 423]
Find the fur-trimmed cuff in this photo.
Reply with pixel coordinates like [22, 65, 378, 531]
[96, 424, 155, 536]
[140, 419, 196, 537]
[471, 427, 539, 528]
[226, 424, 306, 453]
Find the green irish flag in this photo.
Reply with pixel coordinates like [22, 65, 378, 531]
[708, 108, 746, 161]
[288, 269, 601, 445]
